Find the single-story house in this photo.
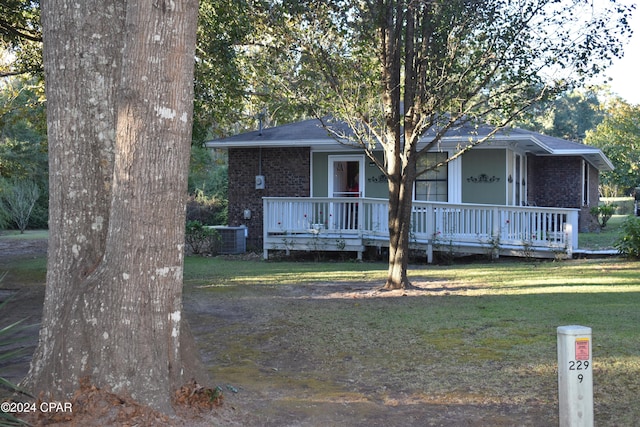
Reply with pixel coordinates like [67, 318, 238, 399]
[205, 118, 612, 260]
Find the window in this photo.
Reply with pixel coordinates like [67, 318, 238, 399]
[415, 152, 448, 202]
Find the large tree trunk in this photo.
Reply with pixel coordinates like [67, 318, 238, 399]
[384, 154, 416, 290]
[23, 0, 203, 413]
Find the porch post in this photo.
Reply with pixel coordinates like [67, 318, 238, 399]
[357, 197, 363, 234]
[565, 210, 579, 256]
[492, 207, 501, 259]
[263, 197, 269, 260]
[426, 203, 434, 264]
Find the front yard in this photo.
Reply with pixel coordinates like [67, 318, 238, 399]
[2, 222, 640, 425]
[182, 255, 640, 425]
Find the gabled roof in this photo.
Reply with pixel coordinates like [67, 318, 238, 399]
[458, 126, 614, 171]
[206, 118, 613, 171]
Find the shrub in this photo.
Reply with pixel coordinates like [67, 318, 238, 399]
[614, 216, 640, 258]
[0, 179, 40, 233]
[185, 190, 227, 226]
[590, 203, 617, 229]
[185, 220, 221, 255]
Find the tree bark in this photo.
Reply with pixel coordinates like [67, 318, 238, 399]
[384, 154, 416, 290]
[23, 0, 203, 413]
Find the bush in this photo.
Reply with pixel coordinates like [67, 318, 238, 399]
[185, 190, 227, 226]
[185, 220, 221, 255]
[0, 179, 40, 233]
[590, 203, 617, 229]
[0, 180, 48, 231]
[614, 216, 640, 258]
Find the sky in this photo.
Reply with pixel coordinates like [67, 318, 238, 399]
[600, 1, 640, 105]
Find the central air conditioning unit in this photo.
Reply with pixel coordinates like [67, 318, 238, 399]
[210, 226, 247, 254]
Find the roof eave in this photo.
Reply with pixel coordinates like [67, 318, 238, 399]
[206, 131, 614, 171]
[204, 139, 345, 149]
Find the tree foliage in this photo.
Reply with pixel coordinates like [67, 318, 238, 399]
[517, 89, 605, 141]
[585, 99, 640, 196]
[0, 76, 48, 229]
[187, 147, 228, 225]
[266, 0, 634, 288]
[0, 76, 47, 177]
[1, 0, 287, 141]
[193, 0, 254, 142]
[0, 0, 42, 77]
[193, 0, 323, 140]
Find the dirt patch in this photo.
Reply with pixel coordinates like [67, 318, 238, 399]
[1, 242, 557, 426]
[184, 279, 557, 426]
[0, 236, 48, 260]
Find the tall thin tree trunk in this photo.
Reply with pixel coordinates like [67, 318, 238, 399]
[378, 1, 418, 290]
[24, 0, 203, 413]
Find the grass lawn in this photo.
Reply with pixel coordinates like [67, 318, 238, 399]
[578, 214, 628, 250]
[3, 226, 639, 423]
[0, 230, 49, 240]
[185, 255, 640, 425]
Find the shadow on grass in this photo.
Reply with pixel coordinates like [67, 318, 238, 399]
[187, 273, 640, 426]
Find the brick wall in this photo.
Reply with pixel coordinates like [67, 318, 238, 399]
[227, 147, 310, 249]
[527, 155, 600, 232]
[528, 156, 582, 208]
[583, 162, 601, 232]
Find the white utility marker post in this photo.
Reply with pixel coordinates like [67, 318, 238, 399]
[557, 325, 593, 427]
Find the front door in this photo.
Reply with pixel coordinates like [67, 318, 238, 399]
[328, 155, 364, 230]
[329, 155, 364, 197]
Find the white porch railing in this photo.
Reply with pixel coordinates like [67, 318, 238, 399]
[263, 197, 578, 260]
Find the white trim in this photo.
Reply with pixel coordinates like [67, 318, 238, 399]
[310, 152, 316, 197]
[523, 155, 528, 204]
[516, 153, 522, 206]
[582, 160, 590, 206]
[506, 152, 512, 205]
[449, 157, 462, 203]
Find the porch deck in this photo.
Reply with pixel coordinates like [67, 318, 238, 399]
[263, 197, 578, 262]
